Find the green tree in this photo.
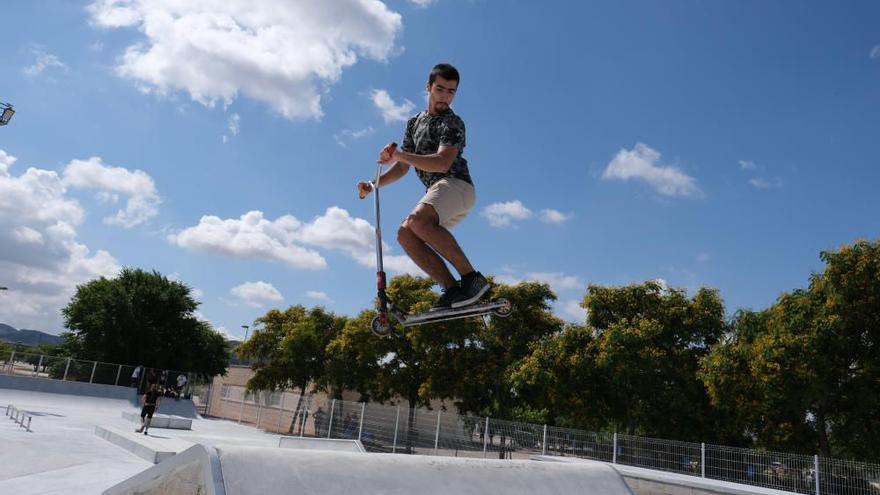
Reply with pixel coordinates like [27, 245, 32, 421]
[585, 281, 727, 440]
[511, 322, 605, 430]
[62, 268, 227, 378]
[701, 240, 880, 459]
[451, 281, 562, 419]
[236, 305, 347, 433]
[327, 274, 481, 452]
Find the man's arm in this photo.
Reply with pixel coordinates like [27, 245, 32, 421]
[358, 161, 410, 198]
[395, 145, 458, 174]
[377, 161, 411, 187]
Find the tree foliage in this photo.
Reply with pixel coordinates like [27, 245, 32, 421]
[62, 268, 227, 378]
[701, 240, 880, 458]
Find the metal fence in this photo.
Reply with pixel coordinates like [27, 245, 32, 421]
[206, 384, 880, 495]
[0, 349, 195, 398]
[3, 350, 878, 495]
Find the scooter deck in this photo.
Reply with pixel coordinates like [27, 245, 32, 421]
[397, 299, 509, 327]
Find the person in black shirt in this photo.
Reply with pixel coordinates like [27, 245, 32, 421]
[357, 63, 489, 310]
[136, 383, 161, 435]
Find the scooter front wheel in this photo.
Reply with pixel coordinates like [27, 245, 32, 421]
[371, 315, 392, 337]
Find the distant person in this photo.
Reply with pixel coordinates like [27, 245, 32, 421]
[174, 373, 188, 400]
[135, 383, 161, 435]
[130, 365, 143, 388]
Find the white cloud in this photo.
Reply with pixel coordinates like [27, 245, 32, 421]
[561, 299, 587, 322]
[307, 290, 333, 303]
[408, 0, 437, 7]
[230, 281, 283, 308]
[168, 207, 421, 275]
[654, 278, 669, 290]
[223, 113, 241, 143]
[602, 143, 702, 198]
[0, 149, 121, 332]
[748, 177, 783, 189]
[62, 157, 160, 227]
[870, 45, 880, 59]
[22, 48, 68, 77]
[169, 210, 327, 269]
[696, 253, 710, 263]
[481, 200, 533, 228]
[496, 268, 582, 295]
[371, 89, 415, 123]
[192, 288, 204, 299]
[87, 0, 403, 120]
[296, 206, 420, 274]
[738, 160, 756, 170]
[527, 272, 582, 291]
[334, 126, 375, 147]
[539, 209, 572, 224]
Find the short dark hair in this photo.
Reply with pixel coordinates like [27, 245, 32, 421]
[428, 63, 460, 85]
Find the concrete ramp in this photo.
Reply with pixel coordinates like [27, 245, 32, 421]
[221, 448, 632, 495]
[105, 446, 634, 495]
[277, 436, 365, 452]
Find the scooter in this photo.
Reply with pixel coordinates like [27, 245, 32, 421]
[365, 143, 512, 338]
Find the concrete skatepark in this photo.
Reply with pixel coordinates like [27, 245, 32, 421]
[0, 374, 801, 495]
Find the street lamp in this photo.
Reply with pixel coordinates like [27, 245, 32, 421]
[241, 325, 249, 340]
[0, 103, 14, 126]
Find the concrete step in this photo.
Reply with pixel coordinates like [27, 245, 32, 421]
[94, 425, 192, 464]
[121, 411, 192, 430]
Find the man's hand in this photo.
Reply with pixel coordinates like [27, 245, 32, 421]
[378, 142, 398, 165]
[357, 181, 373, 199]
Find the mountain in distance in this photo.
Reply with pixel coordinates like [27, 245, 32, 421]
[0, 323, 63, 346]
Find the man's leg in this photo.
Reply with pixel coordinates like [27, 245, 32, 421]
[400, 203, 474, 277]
[397, 209, 459, 289]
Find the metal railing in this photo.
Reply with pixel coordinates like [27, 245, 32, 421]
[0, 349, 196, 398]
[206, 384, 880, 495]
[5, 404, 33, 432]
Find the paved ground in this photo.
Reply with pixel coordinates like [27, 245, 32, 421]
[0, 388, 285, 494]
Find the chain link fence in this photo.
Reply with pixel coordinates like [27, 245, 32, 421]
[3, 350, 878, 495]
[205, 384, 880, 495]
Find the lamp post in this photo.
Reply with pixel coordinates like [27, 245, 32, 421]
[0, 103, 14, 126]
[241, 325, 249, 341]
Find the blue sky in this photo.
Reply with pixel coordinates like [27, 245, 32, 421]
[1, 0, 878, 338]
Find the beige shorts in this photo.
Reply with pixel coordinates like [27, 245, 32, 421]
[418, 177, 476, 229]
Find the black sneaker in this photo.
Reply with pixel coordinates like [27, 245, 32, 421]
[452, 272, 489, 308]
[431, 285, 461, 311]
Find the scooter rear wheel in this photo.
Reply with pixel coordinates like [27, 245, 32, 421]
[493, 298, 513, 317]
[371, 315, 392, 337]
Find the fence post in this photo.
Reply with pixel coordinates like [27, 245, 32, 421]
[326, 399, 335, 439]
[483, 417, 490, 458]
[433, 410, 441, 454]
[542, 424, 548, 456]
[256, 401, 263, 430]
[358, 402, 366, 441]
[392, 405, 400, 453]
[114, 364, 122, 386]
[89, 361, 98, 383]
[8, 351, 15, 371]
[814, 455, 820, 495]
[63, 357, 71, 381]
[299, 399, 309, 438]
[701, 443, 706, 478]
[277, 393, 285, 432]
[613, 433, 618, 464]
[237, 388, 246, 424]
[33, 355, 43, 377]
